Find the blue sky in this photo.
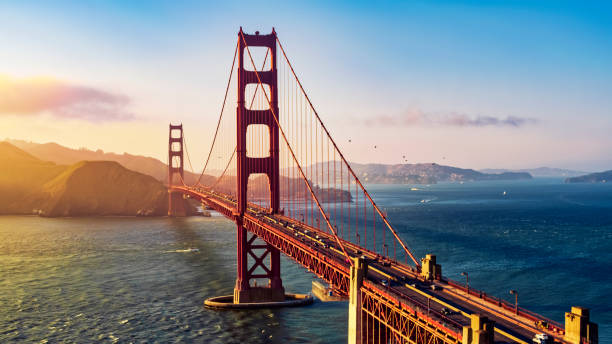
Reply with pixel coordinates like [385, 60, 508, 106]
[0, 1, 610, 170]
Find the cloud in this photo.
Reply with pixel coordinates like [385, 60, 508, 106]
[365, 109, 538, 128]
[0, 75, 133, 121]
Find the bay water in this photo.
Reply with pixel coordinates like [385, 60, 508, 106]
[1, 179, 610, 343]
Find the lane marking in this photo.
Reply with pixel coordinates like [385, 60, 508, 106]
[403, 283, 471, 317]
[494, 327, 530, 344]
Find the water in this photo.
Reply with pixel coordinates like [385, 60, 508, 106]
[0, 179, 610, 343]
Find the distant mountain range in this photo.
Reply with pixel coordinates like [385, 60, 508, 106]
[349, 163, 532, 184]
[8, 140, 351, 201]
[8, 139, 212, 185]
[480, 167, 589, 178]
[5, 139, 606, 217]
[1, 140, 351, 216]
[565, 170, 612, 183]
[11, 140, 565, 186]
[286, 162, 532, 184]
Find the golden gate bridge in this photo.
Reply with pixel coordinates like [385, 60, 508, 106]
[166, 28, 597, 344]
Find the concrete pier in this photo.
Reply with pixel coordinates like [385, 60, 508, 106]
[462, 314, 495, 344]
[565, 307, 598, 344]
[204, 293, 313, 309]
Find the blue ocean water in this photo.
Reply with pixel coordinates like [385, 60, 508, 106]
[371, 179, 612, 341]
[0, 178, 610, 343]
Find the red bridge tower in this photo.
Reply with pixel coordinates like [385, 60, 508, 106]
[168, 123, 186, 217]
[233, 28, 284, 303]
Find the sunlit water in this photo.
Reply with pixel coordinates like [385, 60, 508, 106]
[1, 179, 610, 343]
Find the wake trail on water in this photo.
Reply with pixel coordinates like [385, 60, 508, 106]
[164, 248, 200, 253]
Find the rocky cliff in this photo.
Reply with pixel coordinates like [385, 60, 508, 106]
[565, 170, 612, 183]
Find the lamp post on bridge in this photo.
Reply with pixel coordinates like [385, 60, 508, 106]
[509, 289, 518, 315]
[461, 271, 469, 296]
[356, 233, 360, 246]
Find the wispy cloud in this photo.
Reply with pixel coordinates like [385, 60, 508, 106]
[365, 109, 538, 128]
[0, 75, 133, 121]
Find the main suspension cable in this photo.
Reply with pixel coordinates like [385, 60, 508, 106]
[194, 40, 239, 186]
[182, 133, 195, 183]
[209, 46, 270, 191]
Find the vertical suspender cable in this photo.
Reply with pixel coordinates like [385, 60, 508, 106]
[241, 32, 353, 265]
[275, 34, 420, 268]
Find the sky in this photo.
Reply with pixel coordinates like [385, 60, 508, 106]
[0, 0, 611, 171]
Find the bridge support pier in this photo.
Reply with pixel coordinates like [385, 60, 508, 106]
[420, 254, 441, 280]
[462, 314, 494, 344]
[348, 257, 368, 344]
[565, 306, 598, 344]
[233, 220, 285, 303]
[168, 191, 187, 217]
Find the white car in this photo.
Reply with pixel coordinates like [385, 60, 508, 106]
[532, 333, 550, 344]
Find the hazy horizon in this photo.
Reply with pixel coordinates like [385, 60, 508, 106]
[3, 137, 603, 174]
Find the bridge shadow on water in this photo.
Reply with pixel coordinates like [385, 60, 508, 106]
[162, 217, 291, 343]
[163, 216, 348, 344]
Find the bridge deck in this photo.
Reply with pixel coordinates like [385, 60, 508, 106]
[173, 186, 566, 344]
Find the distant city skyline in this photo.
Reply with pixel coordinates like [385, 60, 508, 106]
[1, 1, 611, 171]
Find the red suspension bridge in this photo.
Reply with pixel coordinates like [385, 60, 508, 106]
[167, 28, 597, 344]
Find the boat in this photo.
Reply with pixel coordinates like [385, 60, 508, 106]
[173, 248, 200, 253]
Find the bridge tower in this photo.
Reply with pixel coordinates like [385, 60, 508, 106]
[168, 123, 186, 217]
[233, 28, 285, 303]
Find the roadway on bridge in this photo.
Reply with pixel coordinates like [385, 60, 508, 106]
[263, 213, 537, 344]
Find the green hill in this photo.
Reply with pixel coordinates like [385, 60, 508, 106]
[0, 142, 66, 214]
[8, 139, 214, 185]
[38, 161, 170, 217]
[565, 170, 612, 183]
[300, 162, 533, 184]
[0, 142, 193, 216]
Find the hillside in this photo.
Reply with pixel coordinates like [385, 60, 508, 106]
[0, 142, 194, 216]
[480, 167, 589, 178]
[284, 162, 532, 185]
[8, 139, 213, 185]
[7, 140, 351, 202]
[0, 142, 66, 214]
[348, 162, 532, 184]
[37, 161, 174, 217]
[209, 174, 352, 203]
[565, 170, 612, 183]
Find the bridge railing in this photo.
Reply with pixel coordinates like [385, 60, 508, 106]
[363, 280, 464, 341]
[445, 279, 565, 334]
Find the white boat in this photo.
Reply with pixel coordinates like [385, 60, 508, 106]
[171, 248, 200, 253]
